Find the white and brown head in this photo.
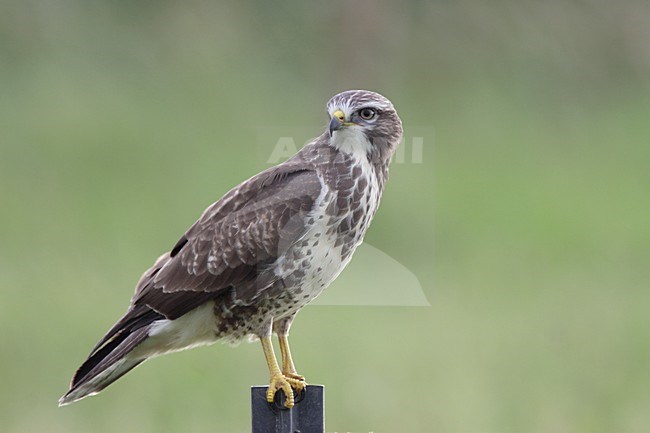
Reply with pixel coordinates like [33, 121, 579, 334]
[325, 90, 403, 165]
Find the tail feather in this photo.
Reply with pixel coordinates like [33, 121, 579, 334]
[60, 301, 218, 406]
[90, 305, 163, 355]
[59, 307, 162, 406]
[59, 326, 150, 406]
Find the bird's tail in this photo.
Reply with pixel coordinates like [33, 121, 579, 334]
[59, 307, 163, 406]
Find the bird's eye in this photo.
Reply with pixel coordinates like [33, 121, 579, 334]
[358, 108, 377, 121]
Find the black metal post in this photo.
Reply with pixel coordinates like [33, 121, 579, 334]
[251, 385, 324, 433]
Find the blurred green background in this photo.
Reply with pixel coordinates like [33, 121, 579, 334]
[1, 1, 649, 432]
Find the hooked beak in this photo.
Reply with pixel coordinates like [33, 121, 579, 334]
[328, 110, 346, 137]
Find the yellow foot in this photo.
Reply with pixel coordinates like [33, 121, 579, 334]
[284, 372, 307, 392]
[266, 374, 295, 408]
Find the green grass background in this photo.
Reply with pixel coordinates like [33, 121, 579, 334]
[1, 1, 649, 432]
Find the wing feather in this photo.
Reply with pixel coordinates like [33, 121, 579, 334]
[129, 164, 322, 319]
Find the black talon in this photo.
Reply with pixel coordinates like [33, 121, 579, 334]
[269, 388, 295, 411]
[294, 386, 306, 405]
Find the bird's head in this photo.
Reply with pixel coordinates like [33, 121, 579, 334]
[325, 90, 403, 164]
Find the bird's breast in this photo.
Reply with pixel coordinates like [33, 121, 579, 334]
[272, 157, 383, 311]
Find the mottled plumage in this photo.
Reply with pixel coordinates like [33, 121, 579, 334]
[60, 90, 403, 407]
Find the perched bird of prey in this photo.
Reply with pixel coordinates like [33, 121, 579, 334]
[59, 90, 403, 408]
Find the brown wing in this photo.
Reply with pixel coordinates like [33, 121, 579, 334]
[130, 164, 323, 319]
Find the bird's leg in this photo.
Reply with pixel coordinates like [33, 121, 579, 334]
[278, 334, 306, 389]
[260, 335, 295, 408]
[273, 316, 306, 391]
